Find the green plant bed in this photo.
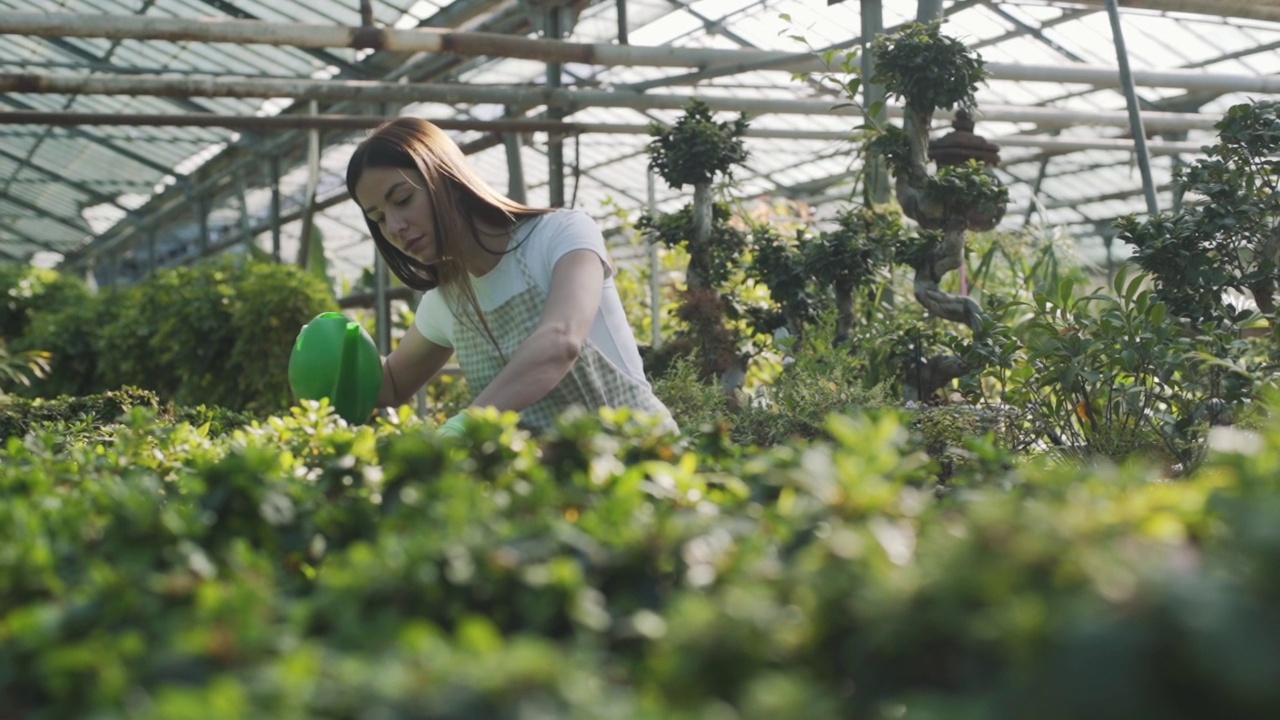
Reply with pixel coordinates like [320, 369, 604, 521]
[0, 386, 258, 442]
[3, 400, 1280, 718]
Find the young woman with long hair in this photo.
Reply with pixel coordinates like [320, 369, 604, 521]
[346, 116, 674, 436]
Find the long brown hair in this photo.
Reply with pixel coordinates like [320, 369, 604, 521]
[346, 117, 551, 347]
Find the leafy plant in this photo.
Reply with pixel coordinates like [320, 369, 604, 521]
[805, 205, 902, 346]
[7, 390, 1280, 717]
[96, 256, 334, 412]
[860, 21, 1008, 400]
[1118, 100, 1280, 324]
[1004, 268, 1259, 469]
[0, 339, 49, 400]
[642, 100, 753, 385]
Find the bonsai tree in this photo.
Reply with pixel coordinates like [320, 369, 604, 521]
[806, 205, 902, 348]
[743, 223, 818, 352]
[640, 101, 752, 386]
[867, 21, 1010, 400]
[1118, 100, 1280, 325]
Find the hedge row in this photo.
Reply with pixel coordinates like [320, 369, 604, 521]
[3, 400, 1279, 718]
[2, 258, 334, 413]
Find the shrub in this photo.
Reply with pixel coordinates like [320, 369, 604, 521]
[96, 256, 333, 413]
[4, 403, 1280, 717]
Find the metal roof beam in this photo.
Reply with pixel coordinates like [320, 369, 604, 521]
[1019, 0, 1280, 24]
[194, 0, 372, 78]
[60, 2, 539, 267]
[0, 74, 1228, 132]
[6, 14, 1280, 94]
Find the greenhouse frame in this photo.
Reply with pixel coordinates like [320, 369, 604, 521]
[2, 1, 1278, 308]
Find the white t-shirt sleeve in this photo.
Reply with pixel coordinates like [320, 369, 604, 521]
[413, 288, 455, 348]
[534, 210, 614, 290]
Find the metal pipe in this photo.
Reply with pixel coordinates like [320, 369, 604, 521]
[374, 250, 390, 354]
[0, 109, 1214, 151]
[269, 155, 281, 260]
[5, 12, 1280, 92]
[296, 101, 321, 269]
[1106, 0, 1159, 215]
[0, 78, 1229, 132]
[503, 131, 527, 203]
[1029, 0, 1280, 24]
[647, 168, 661, 351]
[862, 0, 890, 204]
[0, 12, 828, 72]
[617, 0, 629, 46]
[546, 6, 565, 208]
[916, 0, 943, 22]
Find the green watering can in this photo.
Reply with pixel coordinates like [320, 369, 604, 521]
[288, 312, 383, 424]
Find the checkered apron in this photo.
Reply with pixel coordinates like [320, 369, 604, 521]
[451, 239, 676, 434]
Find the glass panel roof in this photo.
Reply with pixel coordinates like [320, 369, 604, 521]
[1, 0, 1278, 278]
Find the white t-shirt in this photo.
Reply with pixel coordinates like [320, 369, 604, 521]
[414, 209, 652, 388]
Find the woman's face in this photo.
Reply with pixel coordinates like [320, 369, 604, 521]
[354, 166, 440, 265]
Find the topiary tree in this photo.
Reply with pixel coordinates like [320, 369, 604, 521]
[805, 205, 902, 348]
[867, 21, 1009, 400]
[743, 223, 818, 352]
[646, 100, 750, 285]
[641, 101, 752, 386]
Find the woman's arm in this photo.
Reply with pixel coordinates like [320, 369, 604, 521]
[468, 248, 605, 412]
[378, 324, 455, 407]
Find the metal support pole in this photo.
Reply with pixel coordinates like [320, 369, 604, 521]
[917, 0, 944, 22]
[235, 170, 253, 251]
[195, 190, 210, 254]
[503, 128, 527, 203]
[546, 6, 566, 208]
[1106, 0, 1159, 215]
[146, 230, 156, 276]
[374, 248, 391, 355]
[861, 0, 890, 204]
[297, 100, 321, 267]
[269, 155, 282, 261]
[617, 0, 629, 45]
[647, 168, 661, 350]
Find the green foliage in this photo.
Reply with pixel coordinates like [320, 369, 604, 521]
[15, 288, 120, 398]
[867, 124, 913, 179]
[647, 100, 750, 189]
[96, 256, 334, 413]
[743, 224, 817, 336]
[807, 205, 901, 293]
[0, 339, 50, 399]
[637, 202, 748, 288]
[7, 394, 1280, 717]
[1002, 268, 1260, 469]
[732, 346, 893, 446]
[0, 263, 92, 341]
[0, 386, 255, 443]
[870, 21, 988, 114]
[925, 160, 1010, 226]
[1118, 101, 1280, 323]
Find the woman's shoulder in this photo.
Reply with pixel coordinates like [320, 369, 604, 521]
[524, 208, 597, 234]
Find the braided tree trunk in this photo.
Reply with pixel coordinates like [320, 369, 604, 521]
[896, 106, 986, 402]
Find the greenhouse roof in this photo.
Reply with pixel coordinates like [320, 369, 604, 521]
[1, 0, 1279, 285]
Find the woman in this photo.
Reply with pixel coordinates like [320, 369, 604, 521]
[346, 116, 675, 437]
